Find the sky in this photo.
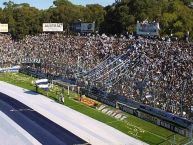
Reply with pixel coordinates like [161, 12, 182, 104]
[0, 0, 115, 9]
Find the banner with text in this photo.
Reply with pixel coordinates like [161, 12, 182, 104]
[43, 23, 63, 32]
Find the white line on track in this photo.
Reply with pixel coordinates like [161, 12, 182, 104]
[10, 108, 34, 112]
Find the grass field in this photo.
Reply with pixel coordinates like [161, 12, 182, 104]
[0, 73, 189, 145]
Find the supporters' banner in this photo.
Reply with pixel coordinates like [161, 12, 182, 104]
[35, 79, 49, 90]
[0, 66, 20, 73]
[0, 24, 8, 32]
[81, 23, 95, 33]
[21, 58, 41, 64]
[136, 21, 159, 36]
[43, 23, 63, 32]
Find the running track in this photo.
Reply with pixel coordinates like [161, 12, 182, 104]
[0, 92, 87, 145]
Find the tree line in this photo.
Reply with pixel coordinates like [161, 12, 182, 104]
[0, 0, 193, 40]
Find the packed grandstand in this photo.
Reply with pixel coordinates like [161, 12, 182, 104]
[1, 32, 193, 121]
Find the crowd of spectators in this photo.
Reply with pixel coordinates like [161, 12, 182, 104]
[114, 40, 193, 118]
[1, 32, 193, 118]
[0, 34, 16, 67]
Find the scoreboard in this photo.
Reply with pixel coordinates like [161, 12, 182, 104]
[136, 21, 159, 36]
[71, 22, 95, 33]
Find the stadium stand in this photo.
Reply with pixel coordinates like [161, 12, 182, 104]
[1, 32, 193, 136]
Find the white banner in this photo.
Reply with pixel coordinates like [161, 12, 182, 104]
[0, 24, 8, 32]
[43, 23, 63, 32]
[20, 58, 41, 64]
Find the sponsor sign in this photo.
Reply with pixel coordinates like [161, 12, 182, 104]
[43, 23, 63, 32]
[0, 24, 8, 32]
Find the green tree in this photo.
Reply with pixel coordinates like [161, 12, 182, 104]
[0, 0, 193, 40]
[12, 4, 41, 39]
[53, 0, 73, 7]
[86, 4, 105, 31]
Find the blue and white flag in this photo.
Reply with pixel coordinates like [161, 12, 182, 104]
[0, 65, 20, 73]
[35, 79, 49, 90]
